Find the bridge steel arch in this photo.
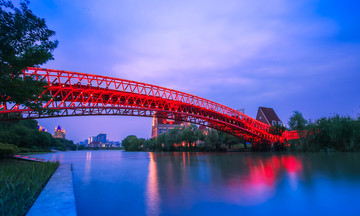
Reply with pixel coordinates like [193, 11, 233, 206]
[0, 68, 299, 144]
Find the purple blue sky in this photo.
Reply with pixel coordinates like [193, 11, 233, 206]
[26, 0, 360, 143]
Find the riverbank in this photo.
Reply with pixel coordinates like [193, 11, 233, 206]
[27, 163, 77, 216]
[0, 158, 59, 216]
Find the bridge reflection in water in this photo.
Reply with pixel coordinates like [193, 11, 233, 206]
[145, 152, 303, 215]
[29, 151, 360, 215]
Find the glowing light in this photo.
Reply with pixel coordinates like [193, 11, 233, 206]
[146, 153, 160, 216]
[2, 67, 300, 144]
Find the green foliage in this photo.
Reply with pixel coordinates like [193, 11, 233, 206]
[0, 142, 18, 156]
[52, 138, 77, 151]
[218, 131, 242, 150]
[122, 135, 142, 151]
[204, 129, 218, 151]
[288, 114, 360, 152]
[78, 145, 88, 150]
[124, 125, 243, 152]
[17, 147, 51, 154]
[269, 124, 287, 136]
[0, 119, 48, 148]
[0, 0, 58, 114]
[180, 124, 201, 150]
[0, 119, 76, 152]
[143, 139, 156, 151]
[288, 111, 308, 131]
[0, 159, 59, 216]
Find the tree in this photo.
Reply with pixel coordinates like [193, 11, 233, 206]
[269, 123, 287, 136]
[122, 135, 141, 151]
[204, 129, 218, 151]
[180, 124, 199, 150]
[288, 111, 308, 131]
[0, 0, 58, 113]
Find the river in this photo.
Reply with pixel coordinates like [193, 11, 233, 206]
[31, 151, 360, 216]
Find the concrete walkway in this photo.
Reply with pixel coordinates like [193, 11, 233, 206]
[27, 163, 77, 216]
[13, 154, 47, 162]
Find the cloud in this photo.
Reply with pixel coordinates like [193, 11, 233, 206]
[94, 1, 340, 89]
[32, 0, 360, 141]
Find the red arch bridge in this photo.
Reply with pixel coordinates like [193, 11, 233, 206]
[0, 68, 299, 146]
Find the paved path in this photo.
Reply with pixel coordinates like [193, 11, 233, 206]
[13, 154, 47, 162]
[27, 163, 77, 216]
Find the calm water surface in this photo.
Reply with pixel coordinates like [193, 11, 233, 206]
[32, 151, 360, 216]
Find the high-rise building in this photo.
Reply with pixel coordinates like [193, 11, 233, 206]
[97, 133, 107, 144]
[53, 125, 65, 139]
[84, 139, 89, 147]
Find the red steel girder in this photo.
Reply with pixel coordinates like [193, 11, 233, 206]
[0, 68, 299, 143]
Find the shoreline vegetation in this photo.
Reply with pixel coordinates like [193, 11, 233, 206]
[0, 118, 78, 157]
[122, 112, 360, 153]
[0, 112, 358, 157]
[287, 112, 360, 152]
[0, 158, 59, 216]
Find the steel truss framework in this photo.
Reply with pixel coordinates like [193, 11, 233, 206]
[0, 68, 299, 144]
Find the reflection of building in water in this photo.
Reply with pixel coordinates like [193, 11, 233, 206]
[83, 152, 92, 184]
[146, 153, 160, 216]
[53, 125, 65, 139]
[151, 116, 189, 138]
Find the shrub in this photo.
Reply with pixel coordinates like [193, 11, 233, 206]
[0, 142, 18, 157]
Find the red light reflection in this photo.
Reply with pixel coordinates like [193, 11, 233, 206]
[225, 155, 303, 206]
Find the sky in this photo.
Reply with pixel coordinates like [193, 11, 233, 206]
[24, 0, 360, 143]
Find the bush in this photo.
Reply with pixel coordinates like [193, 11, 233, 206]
[0, 142, 18, 157]
[122, 135, 142, 151]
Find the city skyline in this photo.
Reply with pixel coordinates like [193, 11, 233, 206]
[27, 0, 360, 142]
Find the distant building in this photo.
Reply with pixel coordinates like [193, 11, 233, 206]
[151, 116, 189, 138]
[88, 133, 107, 148]
[97, 133, 107, 144]
[37, 123, 47, 132]
[256, 107, 283, 126]
[89, 141, 100, 148]
[84, 139, 88, 147]
[53, 125, 65, 139]
[113, 141, 121, 147]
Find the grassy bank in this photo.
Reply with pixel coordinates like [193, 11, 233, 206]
[0, 159, 59, 216]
